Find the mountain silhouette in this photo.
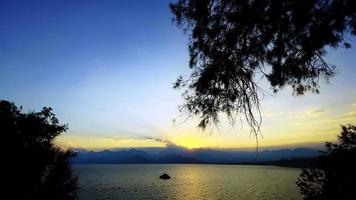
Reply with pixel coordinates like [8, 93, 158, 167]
[72, 146, 320, 164]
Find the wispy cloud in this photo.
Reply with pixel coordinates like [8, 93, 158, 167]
[263, 111, 285, 117]
[106, 136, 122, 140]
[305, 108, 326, 115]
[106, 134, 175, 147]
[290, 108, 328, 125]
[342, 111, 356, 119]
[145, 137, 176, 146]
[319, 108, 356, 122]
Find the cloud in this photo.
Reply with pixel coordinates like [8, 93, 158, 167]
[106, 134, 175, 147]
[327, 108, 356, 122]
[305, 108, 326, 115]
[291, 108, 328, 125]
[106, 136, 124, 141]
[263, 111, 284, 117]
[145, 137, 176, 146]
[346, 111, 356, 118]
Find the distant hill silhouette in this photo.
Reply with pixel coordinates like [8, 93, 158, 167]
[239, 157, 318, 168]
[72, 146, 320, 165]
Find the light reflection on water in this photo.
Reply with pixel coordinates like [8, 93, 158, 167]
[74, 164, 302, 200]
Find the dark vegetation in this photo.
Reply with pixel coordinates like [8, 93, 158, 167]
[297, 124, 356, 200]
[170, 0, 356, 133]
[1, 1, 355, 199]
[0, 100, 77, 200]
[170, 1, 356, 198]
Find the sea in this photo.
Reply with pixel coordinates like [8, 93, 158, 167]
[74, 164, 302, 200]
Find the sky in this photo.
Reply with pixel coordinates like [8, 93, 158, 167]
[1, 0, 356, 150]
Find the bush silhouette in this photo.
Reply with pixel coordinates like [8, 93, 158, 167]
[0, 100, 77, 200]
[297, 124, 356, 200]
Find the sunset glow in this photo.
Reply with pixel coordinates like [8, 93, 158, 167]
[1, 0, 355, 151]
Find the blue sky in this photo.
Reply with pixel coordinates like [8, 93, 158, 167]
[1, 0, 356, 149]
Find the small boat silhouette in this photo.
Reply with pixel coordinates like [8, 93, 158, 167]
[159, 173, 171, 180]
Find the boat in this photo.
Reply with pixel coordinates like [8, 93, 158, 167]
[159, 173, 171, 180]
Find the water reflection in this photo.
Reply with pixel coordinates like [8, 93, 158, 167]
[75, 164, 301, 200]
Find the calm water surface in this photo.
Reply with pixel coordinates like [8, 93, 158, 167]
[74, 164, 302, 200]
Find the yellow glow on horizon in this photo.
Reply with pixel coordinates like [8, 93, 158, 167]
[55, 135, 166, 150]
[172, 137, 202, 149]
[56, 101, 356, 150]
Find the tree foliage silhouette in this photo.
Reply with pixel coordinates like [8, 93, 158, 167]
[170, 0, 356, 132]
[296, 124, 356, 200]
[0, 100, 77, 200]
